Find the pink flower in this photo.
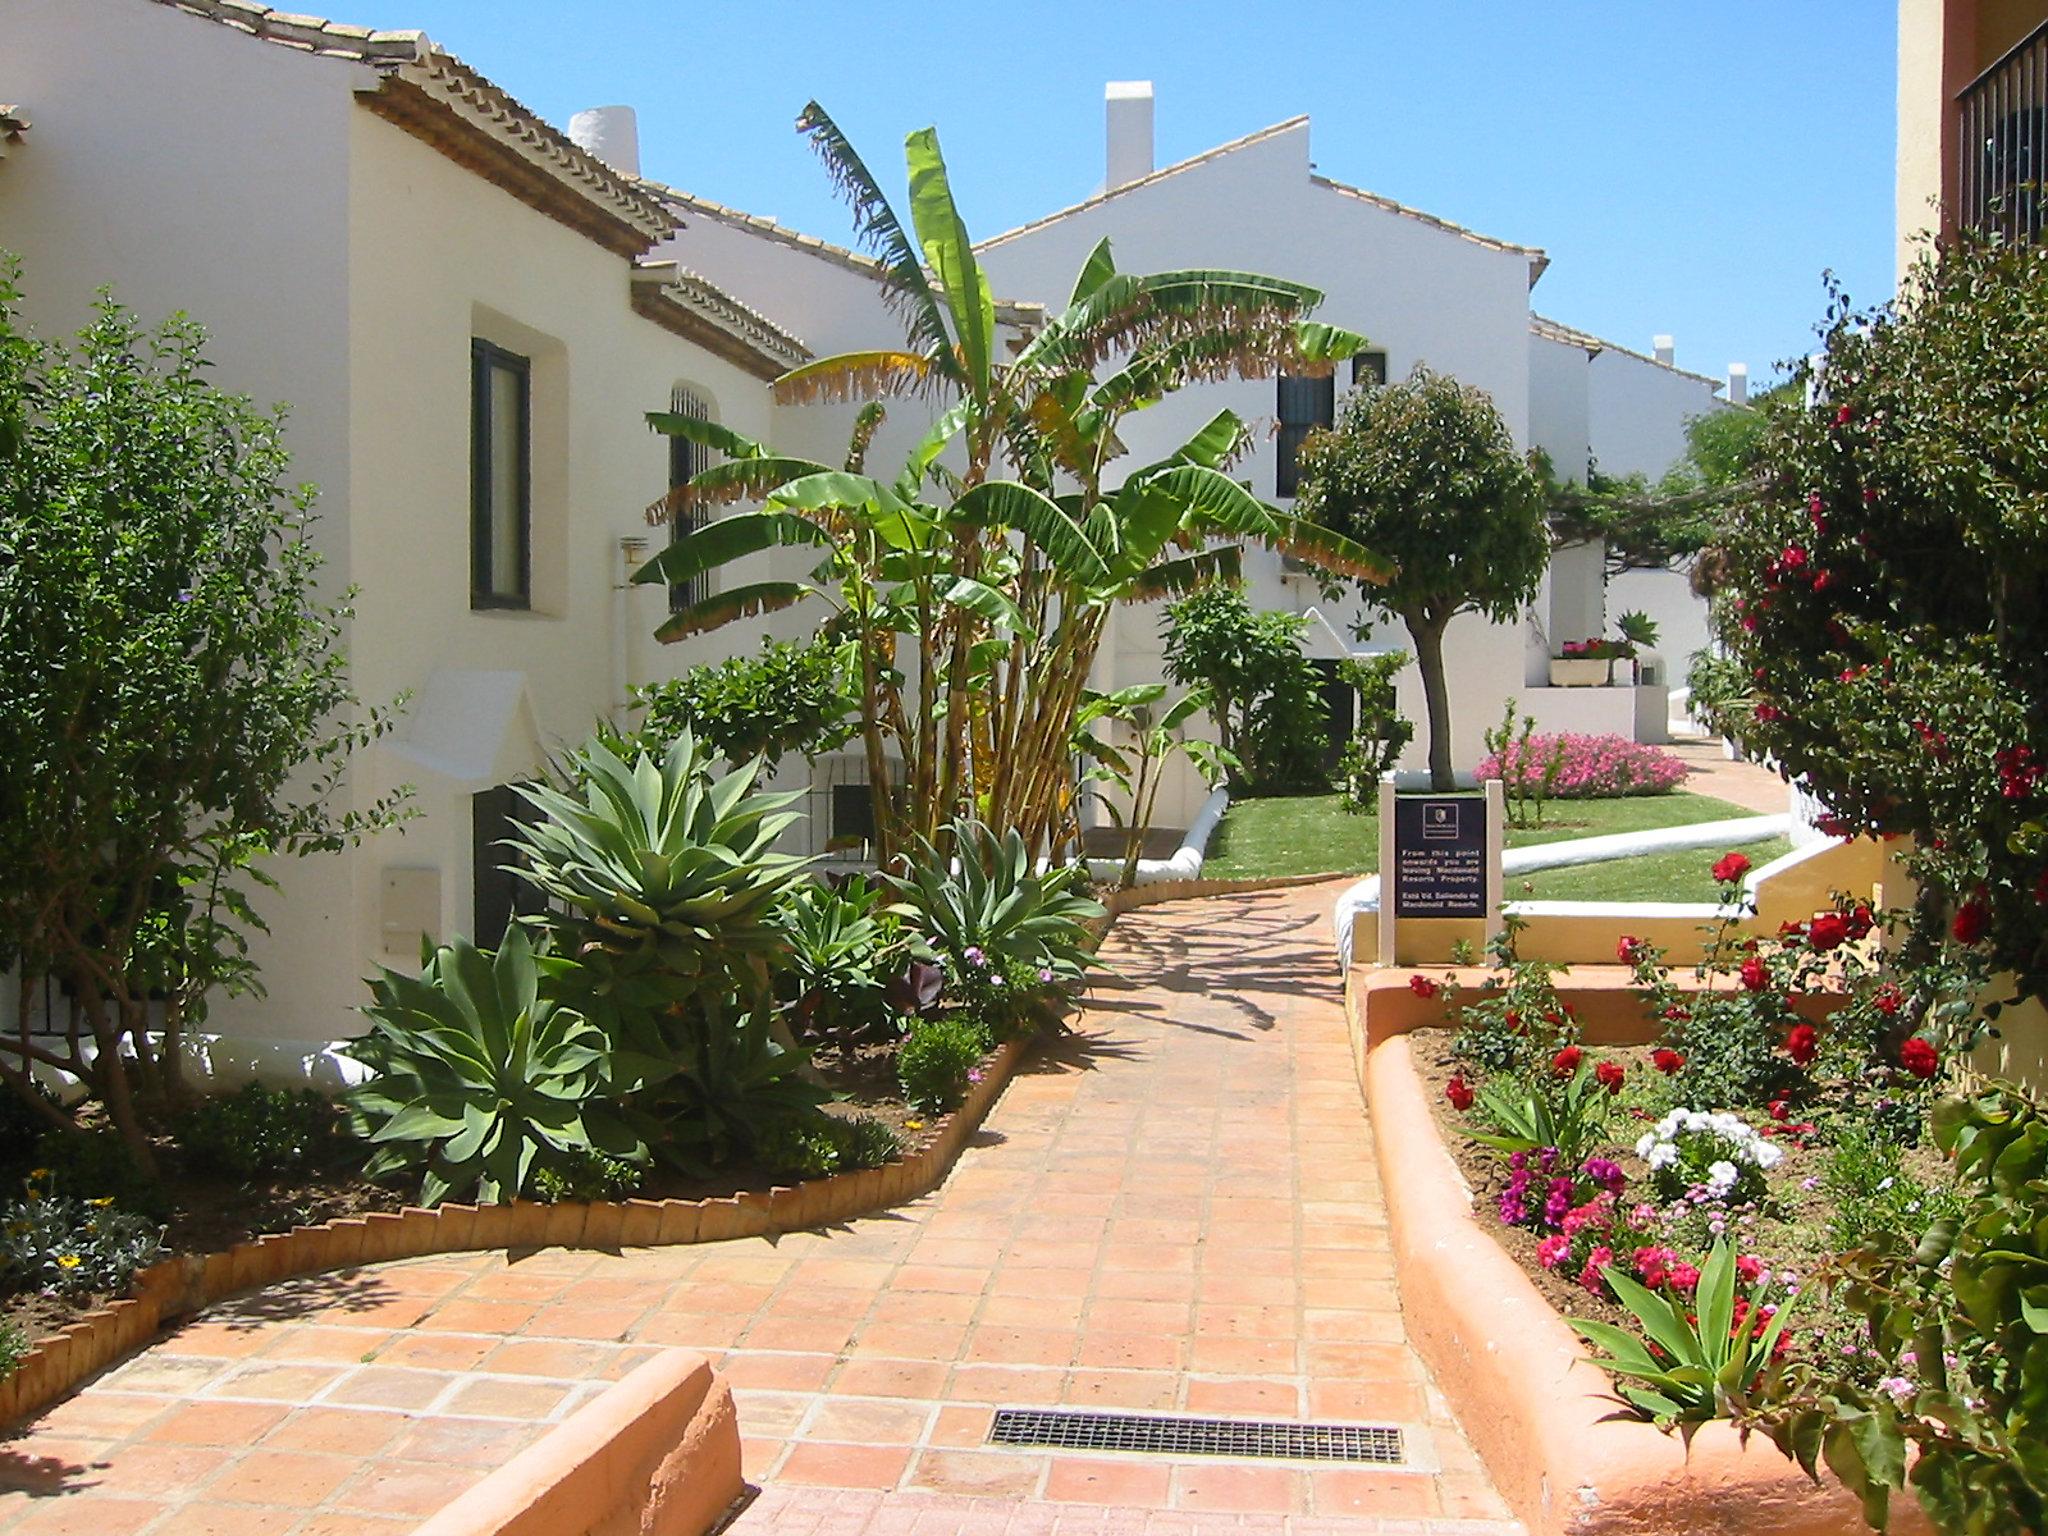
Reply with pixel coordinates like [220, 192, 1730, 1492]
[1537, 1234, 1570, 1270]
[1577, 1246, 1615, 1296]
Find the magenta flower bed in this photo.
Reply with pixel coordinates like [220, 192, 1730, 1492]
[1476, 733, 1689, 799]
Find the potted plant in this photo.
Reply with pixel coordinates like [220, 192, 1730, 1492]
[1614, 610, 1660, 684]
[1550, 637, 1629, 687]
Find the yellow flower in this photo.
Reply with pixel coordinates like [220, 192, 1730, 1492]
[56, 1254, 81, 1270]
[903, 1119, 924, 1131]
[87, 1197, 113, 1208]
[26, 1169, 49, 1183]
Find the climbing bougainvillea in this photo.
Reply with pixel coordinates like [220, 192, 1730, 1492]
[1699, 232, 2048, 1004]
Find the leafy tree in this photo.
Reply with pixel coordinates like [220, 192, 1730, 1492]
[632, 634, 856, 769]
[1294, 368, 1548, 789]
[635, 105, 1387, 862]
[1697, 233, 2048, 1004]
[1161, 582, 1328, 792]
[0, 267, 404, 1170]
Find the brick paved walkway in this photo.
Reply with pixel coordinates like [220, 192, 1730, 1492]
[0, 885, 1518, 1534]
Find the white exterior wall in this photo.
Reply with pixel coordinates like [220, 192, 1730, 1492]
[1586, 346, 1723, 482]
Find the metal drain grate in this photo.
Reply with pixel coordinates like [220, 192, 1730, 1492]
[988, 1408, 1404, 1465]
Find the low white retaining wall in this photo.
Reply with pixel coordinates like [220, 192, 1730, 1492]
[1084, 785, 1231, 888]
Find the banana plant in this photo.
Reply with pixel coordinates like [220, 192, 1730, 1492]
[1075, 684, 1237, 889]
[634, 103, 1392, 863]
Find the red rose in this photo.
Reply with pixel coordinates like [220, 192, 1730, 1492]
[1551, 1045, 1584, 1079]
[1872, 982, 1903, 1016]
[1408, 974, 1439, 998]
[1847, 904, 1875, 939]
[1740, 956, 1771, 992]
[1768, 1098, 1790, 1122]
[1754, 703, 1783, 722]
[1446, 1074, 1475, 1110]
[1504, 1009, 1524, 1034]
[1952, 900, 1988, 945]
[1617, 935, 1645, 966]
[1899, 1037, 1939, 1080]
[1834, 404, 1853, 426]
[1595, 1061, 1626, 1095]
[1661, 1004, 1690, 1022]
[1785, 1023, 1820, 1066]
[1807, 912, 1850, 953]
[1652, 1047, 1685, 1075]
[1712, 852, 1753, 885]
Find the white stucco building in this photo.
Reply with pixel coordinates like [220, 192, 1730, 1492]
[2, 2, 1733, 1061]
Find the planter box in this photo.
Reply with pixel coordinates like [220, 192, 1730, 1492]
[1549, 656, 1614, 687]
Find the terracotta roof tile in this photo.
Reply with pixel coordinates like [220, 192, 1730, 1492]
[630, 260, 811, 374]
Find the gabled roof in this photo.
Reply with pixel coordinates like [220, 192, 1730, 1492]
[149, 1, 674, 256]
[971, 114, 1548, 285]
[1530, 313, 1724, 390]
[628, 261, 812, 380]
[973, 117, 1308, 252]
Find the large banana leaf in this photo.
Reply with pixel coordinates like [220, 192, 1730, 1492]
[654, 581, 817, 643]
[953, 480, 1110, 587]
[631, 509, 831, 590]
[647, 456, 831, 519]
[773, 348, 939, 405]
[1124, 545, 1243, 602]
[904, 126, 995, 399]
[645, 412, 770, 459]
[795, 100, 957, 377]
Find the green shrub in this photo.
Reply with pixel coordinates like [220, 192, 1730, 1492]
[0, 1184, 163, 1299]
[528, 1152, 642, 1204]
[898, 1015, 989, 1113]
[176, 1083, 337, 1181]
[837, 1114, 901, 1169]
[630, 635, 856, 770]
[945, 949, 1063, 1040]
[28, 1128, 165, 1221]
[0, 1315, 25, 1379]
[1335, 653, 1413, 812]
[1162, 583, 1329, 792]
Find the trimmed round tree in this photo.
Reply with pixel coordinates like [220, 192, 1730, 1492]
[1294, 367, 1548, 790]
[1701, 233, 2048, 1002]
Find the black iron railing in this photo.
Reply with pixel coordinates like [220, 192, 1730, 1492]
[1958, 18, 2048, 241]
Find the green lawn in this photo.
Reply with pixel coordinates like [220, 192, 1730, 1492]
[1199, 789, 1763, 882]
[1509, 837, 1794, 904]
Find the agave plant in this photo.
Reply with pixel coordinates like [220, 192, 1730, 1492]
[661, 996, 834, 1169]
[888, 820, 1104, 982]
[345, 928, 649, 1205]
[632, 104, 1389, 862]
[506, 732, 811, 1006]
[772, 875, 907, 1045]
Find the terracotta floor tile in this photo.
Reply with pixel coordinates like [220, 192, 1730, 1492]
[321, 1366, 453, 1410]
[829, 1358, 950, 1399]
[776, 1440, 913, 1490]
[1310, 1466, 1443, 1518]
[9, 1500, 166, 1535]
[329, 1458, 486, 1518]
[139, 1399, 291, 1446]
[208, 1447, 356, 1506]
[803, 1397, 934, 1445]
[906, 1448, 1046, 1498]
[1043, 1455, 1174, 1507]
[383, 1416, 539, 1467]
[412, 1299, 535, 1335]
[1171, 1461, 1307, 1514]
[261, 1406, 407, 1457]
[439, 1375, 569, 1420]
[474, 1337, 614, 1377]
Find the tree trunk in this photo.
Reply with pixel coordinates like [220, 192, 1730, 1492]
[1406, 610, 1456, 792]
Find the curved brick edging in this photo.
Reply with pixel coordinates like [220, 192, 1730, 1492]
[1346, 967, 1927, 1536]
[0, 1032, 1031, 1430]
[411, 1349, 741, 1536]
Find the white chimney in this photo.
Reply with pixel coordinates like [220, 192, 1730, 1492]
[1105, 81, 1154, 190]
[1727, 362, 1749, 407]
[568, 105, 640, 177]
[1652, 334, 1676, 367]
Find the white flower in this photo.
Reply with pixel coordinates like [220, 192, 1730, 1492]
[1706, 1160, 1740, 1197]
[1635, 1132, 1657, 1159]
[1751, 1141, 1785, 1170]
[1647, 1144, 1680, 1170]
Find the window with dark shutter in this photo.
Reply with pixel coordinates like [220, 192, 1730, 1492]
[471, 785, 549, 945]
[666, 385, 714, 616]
[470, 340, 531, 608]
[1276, 372, 1336, 498]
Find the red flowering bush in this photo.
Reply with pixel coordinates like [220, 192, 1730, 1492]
[1696, 233, 2048, 1004]
[1474, 732, 1688, 799]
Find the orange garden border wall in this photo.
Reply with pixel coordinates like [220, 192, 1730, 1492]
[1346, 966, 1931, 1536]
[0, 1031, 1030, 1435]
[412, 1349, 741, 1536]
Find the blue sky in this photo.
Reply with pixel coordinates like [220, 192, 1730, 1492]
[404, 1, 1895, 387]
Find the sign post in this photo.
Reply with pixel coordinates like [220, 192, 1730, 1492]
[1378, 777, 1506, 965]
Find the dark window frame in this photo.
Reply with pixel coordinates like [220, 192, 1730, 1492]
[1352, 350, 1388, 388]
[470, 338, 532, 610]
[1276, 372, 1336, 498]
[666, 385, 714, 616]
